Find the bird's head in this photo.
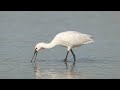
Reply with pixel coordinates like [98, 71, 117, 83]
[35, 42, 45, 52]
[31, 42, 45, 63]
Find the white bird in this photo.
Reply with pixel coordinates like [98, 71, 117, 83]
[31, 31, 94, 63]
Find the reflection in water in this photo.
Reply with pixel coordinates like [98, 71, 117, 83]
[34, 67, 41, 79]
[64, 61, 76, 71]
[31, 61, 37, 71]
[32, 60, 85, 79]
[64, 61, 77, 79]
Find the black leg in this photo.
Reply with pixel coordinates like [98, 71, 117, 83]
[64, 60, 69, 69]
[71, 49, 76, 62]
[64, 51, 69, 62]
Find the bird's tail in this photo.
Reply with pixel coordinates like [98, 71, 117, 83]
[89, 35, 94, 39]
[89, 35, 95, 43]
[82, 35, 95, 45]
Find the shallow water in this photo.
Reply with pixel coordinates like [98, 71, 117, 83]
[0, 11, 120, 79]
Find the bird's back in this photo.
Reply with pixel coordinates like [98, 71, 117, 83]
[51, 31, 94, 48]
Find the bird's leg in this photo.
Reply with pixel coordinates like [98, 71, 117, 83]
[71, 49, 76, 63]
[64, 51, 69, 62]
[64, 60, 69, 69]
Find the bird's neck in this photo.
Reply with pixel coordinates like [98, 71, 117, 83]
[43, 41, 56, 49]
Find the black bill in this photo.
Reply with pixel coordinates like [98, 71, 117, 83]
[31, 49, 38, 62]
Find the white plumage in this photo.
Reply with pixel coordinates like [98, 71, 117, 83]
[31, 31, 94, 63]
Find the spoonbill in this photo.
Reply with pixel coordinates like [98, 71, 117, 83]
[31, 31, 94, 63]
